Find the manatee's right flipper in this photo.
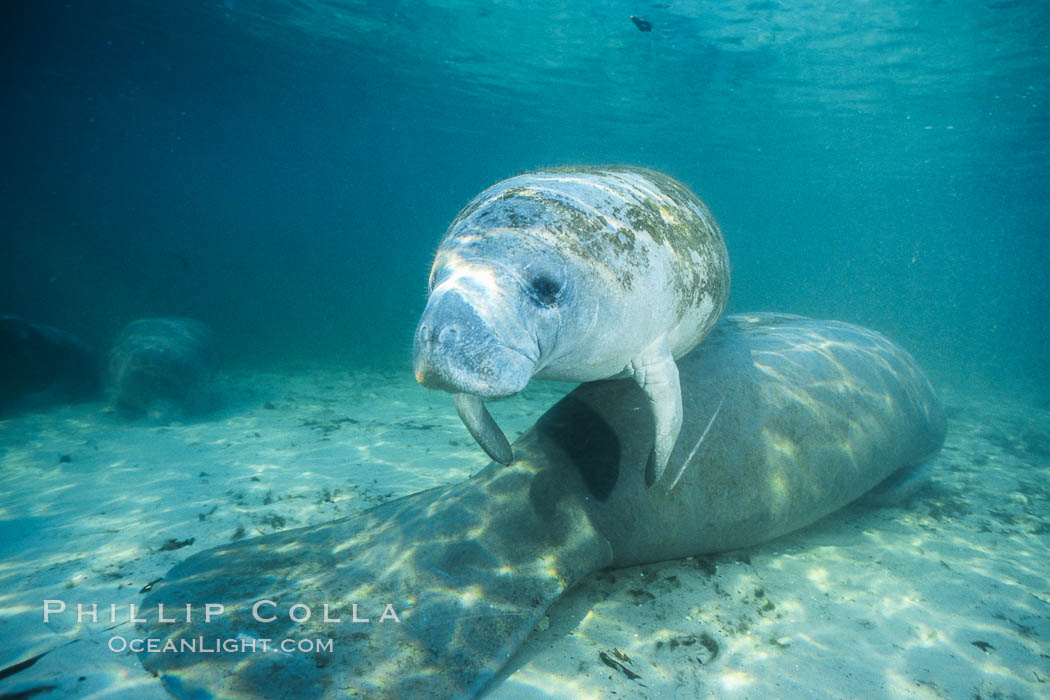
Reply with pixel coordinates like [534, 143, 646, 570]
[453, 392, 514, 465]
[138, 466, 607, 699]
[630, 340, 684, 488]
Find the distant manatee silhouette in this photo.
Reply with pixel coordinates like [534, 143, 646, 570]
[107, 317, 218, 420]
[0, 313, 99, 414]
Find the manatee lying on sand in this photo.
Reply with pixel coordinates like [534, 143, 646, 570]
[414, 166, 730, 488]
[0, 313, 99, 414]
[138, 314, 945, 699]
[107, 317, 218, 419]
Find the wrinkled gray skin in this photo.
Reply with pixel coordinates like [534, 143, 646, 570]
[107, 317, 218, 419]
[413, 166, 730, 487]
[139, 315, 945, 700]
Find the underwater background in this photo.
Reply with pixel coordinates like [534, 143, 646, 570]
[2, 0, 1048, 399]
[2, 4, 1050, 698]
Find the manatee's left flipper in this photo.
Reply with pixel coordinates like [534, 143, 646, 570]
[630, 340, 684, 488]
[453, 392, 514, 465]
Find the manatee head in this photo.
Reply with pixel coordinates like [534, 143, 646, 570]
[413, 229, 600, 465]
[110, 347, 190, 415]
[413, 234, 584, 398]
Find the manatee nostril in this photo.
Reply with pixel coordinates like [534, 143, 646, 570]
[418, 324, 430, 342]
[438, 326, 459, 345]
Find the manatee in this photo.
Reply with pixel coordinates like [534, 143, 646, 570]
[0, 313, 99, 414]
[107, 317, 218, 419]
[138, 314, 945, 699]
[413, 166, 730, 488]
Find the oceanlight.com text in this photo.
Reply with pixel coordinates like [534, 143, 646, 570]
[109, 636, 335, 654]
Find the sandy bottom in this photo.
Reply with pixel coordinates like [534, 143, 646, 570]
[0, 370, 1048, 699]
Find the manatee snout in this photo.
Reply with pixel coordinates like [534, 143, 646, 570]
[113, 352, 186, 414]
[413, 291, 534, 398]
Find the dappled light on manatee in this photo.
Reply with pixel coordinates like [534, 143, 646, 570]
[137, 314, 947, 698]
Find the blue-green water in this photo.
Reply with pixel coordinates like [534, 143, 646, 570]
[2, 0, 1048, 397]
[1, 5, 1049, 697]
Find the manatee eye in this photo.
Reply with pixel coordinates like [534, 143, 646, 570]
[528, 275, 562, 307]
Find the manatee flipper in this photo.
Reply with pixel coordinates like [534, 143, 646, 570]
[453, 392, 514, 465]
[631, 340, 683, 487]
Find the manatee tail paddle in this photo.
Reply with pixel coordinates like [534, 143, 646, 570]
[138, 460, 609, 699]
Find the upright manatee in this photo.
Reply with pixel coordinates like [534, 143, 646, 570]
[139, 314, 945, 699]
[107, 317, 218, 420]
[414, 166, 730, 487]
